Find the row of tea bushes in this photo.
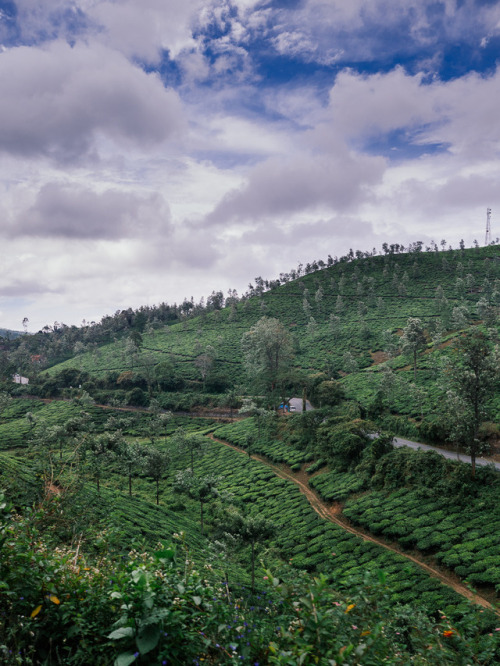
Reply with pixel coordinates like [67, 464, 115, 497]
[343, 486, 500, 590]
[214, 419, 312, 467]
[309, 469, 367, 501]
[197, 436, 479, 620]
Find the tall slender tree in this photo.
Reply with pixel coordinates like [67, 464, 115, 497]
[401, 317, 427, 380]
[444, 332, 500, 478]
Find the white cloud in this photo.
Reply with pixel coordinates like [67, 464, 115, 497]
[0, 40, 185, 163]
[325, 66, 500, 160]
[87, 0, 206, 61]
[14, 183, 171, 240]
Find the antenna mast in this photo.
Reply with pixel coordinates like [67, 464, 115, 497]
[485, 208, 492, 245]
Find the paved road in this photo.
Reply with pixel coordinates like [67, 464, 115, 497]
[288, 397, 314, 413]
[391, 435, 500, 471]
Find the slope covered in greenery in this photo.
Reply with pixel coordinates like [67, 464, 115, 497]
[2, 243, 500, 664]
[32, 244, 500, 430]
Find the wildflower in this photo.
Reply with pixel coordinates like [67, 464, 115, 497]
[443, 630, 454, 638]
[345, 604, 355, 613]
[352, 625, 358, 630]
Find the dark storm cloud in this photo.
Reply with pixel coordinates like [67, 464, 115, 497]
[0, 40, 185, 162]
[16, 183, 171, 240]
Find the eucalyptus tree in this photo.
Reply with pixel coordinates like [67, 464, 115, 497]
[307, 316, 318, 338]
[174, 470, 221, 534]
[241, 317, 294, 406]
[328, 314, 341, 336]
[238, 399, 270, 440]
[401, 318, 427, 380]
[342, 351, 358, 374]
[451, 305, 469, 330]
[119, 441, 145, 497]
[171, 428, 206, 471]
[444, 332, 500, 478]
[382, 329, 399, 359]
[221, 509, 274, 593]
[143, 447, 171, 505]
[84, 431, 123, 494]
[194, 345, 215, 390]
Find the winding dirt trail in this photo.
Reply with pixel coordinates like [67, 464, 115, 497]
[208, 434, 498, 614]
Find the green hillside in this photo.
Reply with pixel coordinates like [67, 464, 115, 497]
[2, 243, 500, 664]
[32, 244, 500, 433]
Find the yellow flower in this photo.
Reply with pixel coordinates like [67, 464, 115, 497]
[345, 604, 355, 613]
[30, 605, 42, 618]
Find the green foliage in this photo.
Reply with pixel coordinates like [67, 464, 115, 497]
[316, 419, 372, 471]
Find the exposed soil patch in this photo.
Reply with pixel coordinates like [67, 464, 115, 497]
[369, 350, 389, 366]
[208, 434, 498, 614]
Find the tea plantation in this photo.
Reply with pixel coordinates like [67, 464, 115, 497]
[2, 243, 500, 663]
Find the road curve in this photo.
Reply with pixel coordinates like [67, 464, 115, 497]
[391, 436, 500, 471]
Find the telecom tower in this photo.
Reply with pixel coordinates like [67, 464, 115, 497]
[485, 208, 492, 245]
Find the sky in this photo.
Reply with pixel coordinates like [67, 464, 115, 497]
[1, 0, 500, 331]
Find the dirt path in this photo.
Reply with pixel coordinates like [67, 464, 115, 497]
[209, 434, 498, 614]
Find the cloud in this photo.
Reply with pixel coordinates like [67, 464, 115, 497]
[87, 0, 206, 61]
[203, 149, 384, 226]
[14, 183, 171, 240]
[0, 40, 185, 162]
[11, 0, 206, 62]
[0, 277, 63, 298]
[325, 65, 500, 160]
[239, 0, 500, 70]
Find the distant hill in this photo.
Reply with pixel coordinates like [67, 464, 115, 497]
[38, 243, 500, 430]
[0, 328, 23, 340]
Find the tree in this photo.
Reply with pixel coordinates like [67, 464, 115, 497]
[174, 470, 221, 534]
[84, 431, 122, 494]
[119, 441, 145, 497]
[194, 346, 215, 390]
[342, 351, 358, 374]
[315, 380, 345, 407]
[328, 314, 341, 336]
[220, 387, 240, 418]
[241, 317, 294, 405]
[306, 316, 317, 337]
[171, 428, 206, 471]
[401, 318, 426, 380]
[382, 329, 398, 359]
[222, 509, 273, 593]
[143, 447, 170, 505]
[444, 332, 500, 478]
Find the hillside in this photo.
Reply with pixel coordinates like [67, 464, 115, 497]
[29, 244, 500, 433]
[2, 243, 500, 664]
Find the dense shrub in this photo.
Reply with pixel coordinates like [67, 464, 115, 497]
[126, 387, 149, 407]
